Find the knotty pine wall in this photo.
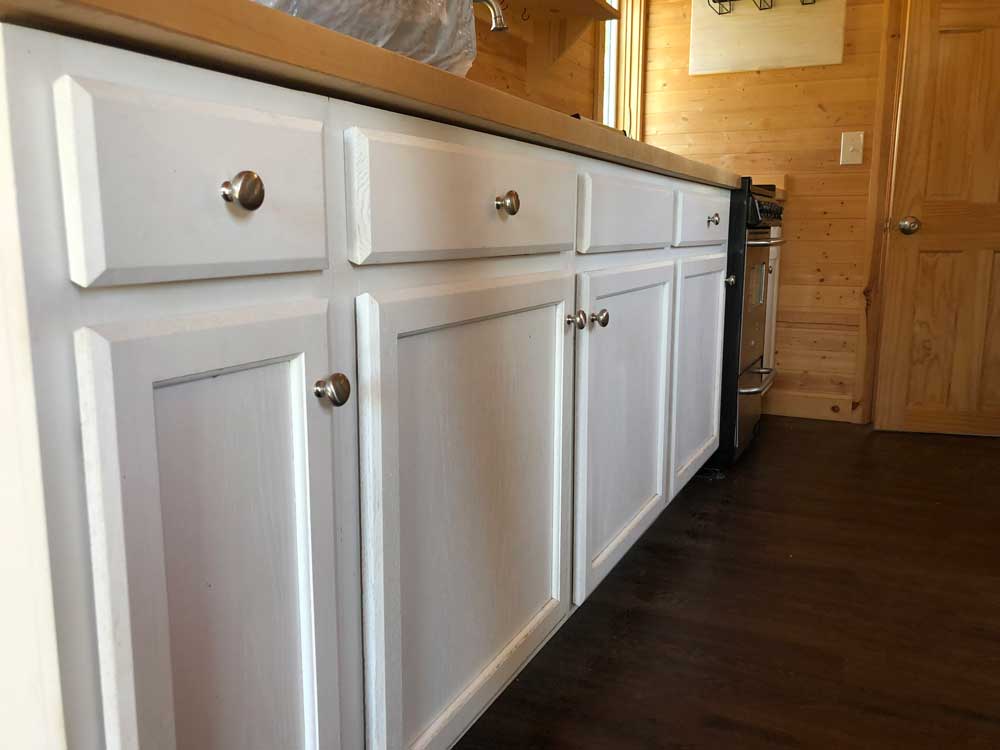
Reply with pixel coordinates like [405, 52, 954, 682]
[644, 0, 885, 422]
[468, 9, 599, 118]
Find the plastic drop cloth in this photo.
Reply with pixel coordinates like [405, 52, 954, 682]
[254, 0, 477, 75]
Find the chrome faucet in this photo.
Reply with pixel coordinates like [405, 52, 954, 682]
[473, 0, 509, 31]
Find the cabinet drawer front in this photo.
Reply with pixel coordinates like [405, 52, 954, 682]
[54, 75, 328, 287]
[356, 274, 574, 749]
[672, 191, 731, 247]
[346, 127, 576, 264]
[574, 261, 674, 603]
[577, 169, 674, 253]
[74, 301, 341, 749]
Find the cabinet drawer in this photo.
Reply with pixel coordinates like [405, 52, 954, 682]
[577, 169, 674, 253]
[54, 74, 328, 287]
[345, 127, 576, 264]
[672, 191, 730, 247]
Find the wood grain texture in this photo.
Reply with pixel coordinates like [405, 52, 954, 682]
[873, 0, 1000, 435]
[0, 1, 739, 187]
[644, 0, 890, 422]
[456, 416, 1000, 749]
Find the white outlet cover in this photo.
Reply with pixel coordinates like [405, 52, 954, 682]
[840, 131, 864, 165]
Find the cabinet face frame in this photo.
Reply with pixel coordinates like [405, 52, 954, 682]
[573, 261, 675, 603]
[74, 300, 341, 750]
[670, 253, 728, 497]
[355, 273, 574, 750]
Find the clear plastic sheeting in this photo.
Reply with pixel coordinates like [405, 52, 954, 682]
[254, 0, 478, 76]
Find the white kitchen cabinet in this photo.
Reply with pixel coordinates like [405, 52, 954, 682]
[74, 300, 342, 750]
[670, 253, 728, 498]
[355, 273, 575, 750]
[344, 126, 576, 264]
[573, 261, 674, 603]
[576, 167, 675, 254]
[672, 190, 730, 247]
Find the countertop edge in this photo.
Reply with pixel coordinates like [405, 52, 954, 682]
[0, 0, 742, 190]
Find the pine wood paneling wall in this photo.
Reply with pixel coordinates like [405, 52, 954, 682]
[644, 0, 885, 422]
[468, 11, 599, 117]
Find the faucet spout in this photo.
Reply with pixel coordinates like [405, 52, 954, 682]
[473, 0, 509, 31]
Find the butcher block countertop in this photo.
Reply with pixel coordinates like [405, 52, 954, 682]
[0, 0, 742, 189]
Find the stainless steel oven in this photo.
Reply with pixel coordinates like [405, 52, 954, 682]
[710, 179, 783, 467]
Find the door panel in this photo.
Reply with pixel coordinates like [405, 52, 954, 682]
[875, 0, 1000, 434]
[670, 253, 727, 497]
[74, 300, 341, 750]
[574, 261, 674, 604]
[355, 273, 574, 750]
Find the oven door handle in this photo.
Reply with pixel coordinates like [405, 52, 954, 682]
[746, 239, 785, 247]
[739, 370, 776, 396]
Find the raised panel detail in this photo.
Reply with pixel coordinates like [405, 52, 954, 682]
[673, 190, 730, 247]
[54, 75, 327, 286]
[671, 253, 727, 496]
[345, 127, 576, 264]
[74, 301, 340, 750]
[574, 261, 674, 603]
[356, 274, 574, 750]
[576, 169, 674, 254]
[906, 251, 963, 408]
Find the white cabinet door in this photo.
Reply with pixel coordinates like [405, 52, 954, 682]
[573, 261, 674, 603]
[74, 301, 341, 750]
[356, 273, 574, 750]
[670, 253, 728, 498]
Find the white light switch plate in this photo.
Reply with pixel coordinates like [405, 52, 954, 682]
[840, 131, 864, 165]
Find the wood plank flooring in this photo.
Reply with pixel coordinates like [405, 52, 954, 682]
[455, 416, 1000, 749]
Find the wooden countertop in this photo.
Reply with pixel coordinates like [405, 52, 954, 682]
[0, 0, 741, 189]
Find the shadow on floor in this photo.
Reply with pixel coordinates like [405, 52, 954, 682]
[455, 416, 1000, 749]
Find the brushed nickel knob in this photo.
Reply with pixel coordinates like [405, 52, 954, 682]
[725, 275, 737, 287]
[590, 309, 610, 328]
[220, 170, 265, 211]
[566, 309, 587, 330]
[898, 216, 921, 235]
[495, 190, 520, 216]
[314, 373, 351, 406]
[708, 212, 721, 226]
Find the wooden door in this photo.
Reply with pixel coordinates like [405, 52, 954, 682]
[573, 261, 674, 604]
[355, 273, 574, 750]
[875, 0, 1000, 435]
[73, 300, 342, 750]
[670, 253, 728, 498]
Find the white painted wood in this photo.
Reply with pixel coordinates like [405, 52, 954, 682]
[672, 191, 730, 247]
[573, 261, 674, 603]
[74, 300, 341, 750]
[689, 0, 846, 76]
[670, 253, 728, 498]
[345, 127, 576, 264]
[52, 73, 328, 287]
[576, 168, 674, 254]
[356, 273, 574, 750]
[764, 244, 781, 371]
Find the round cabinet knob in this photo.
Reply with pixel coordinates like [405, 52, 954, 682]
[566, 309, 587, 330]
[708, 212, 721, 226]
[220, 170, 265, 211]
[898, 216, 921, 235]
[725, 275, 737, 287]
[590, 309, 610, 328]
[495, 190, 521, 216]
[314, 373, 351, 406]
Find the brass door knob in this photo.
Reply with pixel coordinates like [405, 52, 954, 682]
[898, 216, 921, 235]
[314, 373, 351, 406]
[495, 190, 521, 216]
[566, 309, 587, 330]
[220, 170, 265, 211]
[590, 309, 610, 328]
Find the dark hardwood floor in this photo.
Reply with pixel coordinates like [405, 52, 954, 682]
[455, 417, 1000, 749]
